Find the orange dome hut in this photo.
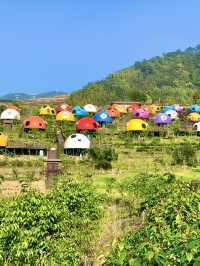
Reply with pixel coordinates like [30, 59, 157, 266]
[7, 105, 21, 113]
[111, 104, 127, 114]
[129, 103, 141, 112]
[23, 116, 48, 130]
[149, 104, 161, 114]
[56, 103, 72, 113]
[106, 108, 120, 118]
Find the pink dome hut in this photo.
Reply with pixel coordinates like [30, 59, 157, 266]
[133, 108, 149, 119]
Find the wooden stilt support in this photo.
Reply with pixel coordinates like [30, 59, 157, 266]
[45, 148, 61, 188]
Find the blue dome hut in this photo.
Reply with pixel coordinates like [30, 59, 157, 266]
[72, 106, 88, 117]
[93, 111, 112, 125]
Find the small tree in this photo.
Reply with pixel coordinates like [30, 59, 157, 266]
[89, 147, 118, 169]
[172, 142, 197, 166]
[0, 105, 5, 113]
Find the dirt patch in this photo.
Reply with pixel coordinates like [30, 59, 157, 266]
[89, 204, 141, 266]
[0, 178, 47, 198]
[30, 179, 46, 193]
[0, 180, 21, 198]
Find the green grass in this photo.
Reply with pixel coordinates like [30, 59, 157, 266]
[1, 104, 200, 264]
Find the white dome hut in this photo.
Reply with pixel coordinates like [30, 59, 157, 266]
[64, 133, 90, 155]
[0, 108, 20, 120]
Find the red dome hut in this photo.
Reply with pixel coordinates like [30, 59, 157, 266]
[76, 117, 99, 132]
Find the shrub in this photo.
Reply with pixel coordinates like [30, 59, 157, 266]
[9, 160, 25, 167]
[172, 142, 197, 166]
[0, 105, 5, 113]
[104, 174, 200, 266]
[0, 178, 102, 265]
[105, 176, 117, 194]
[168, 119, 181, 134]
[0, 175, 5, 182]
[0, 160, 8, 167]
[89, 147, 118, 169]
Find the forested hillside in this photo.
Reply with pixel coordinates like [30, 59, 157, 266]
[68, 46, 200, 105]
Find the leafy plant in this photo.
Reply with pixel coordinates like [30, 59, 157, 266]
[89, 147, 118, 169]
[0, 178, 102, 265]
[172, 142, 197, 166]
[104, 174, 200, 266]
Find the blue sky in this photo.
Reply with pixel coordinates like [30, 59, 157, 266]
[0, 0, 200, 96]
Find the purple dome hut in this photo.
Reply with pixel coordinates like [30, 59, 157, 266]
[153, 113, 172, 125]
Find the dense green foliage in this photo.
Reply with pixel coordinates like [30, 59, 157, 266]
[172, 142, 197, 166]
[89, 147, 118, 169]
[68, 46, 200, 105]
[0, 178, 102, 265]
[104, 174, 200, 265]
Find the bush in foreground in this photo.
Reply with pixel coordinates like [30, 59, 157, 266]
[104, 174, 200, 266]
[89, 147, 118, 169]
[0, 178, 102, 265]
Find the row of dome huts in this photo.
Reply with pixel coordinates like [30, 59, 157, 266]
[1, 102, 200, 155]
[1, 103, 200, 129]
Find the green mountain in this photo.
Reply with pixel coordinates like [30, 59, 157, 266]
[68, 45, 200, 106]
[0, 91, 65, 100]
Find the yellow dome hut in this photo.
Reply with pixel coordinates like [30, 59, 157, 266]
[39, 105, 56, 116]
[112, 104, 127, 114]
[127, 119, 148, 132]
[56, 111, 75, 122]
[187, 112, 200, 122]
[0, 133, 8, 147]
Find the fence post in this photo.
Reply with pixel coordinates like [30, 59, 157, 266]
[45, 148, 61, 189]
